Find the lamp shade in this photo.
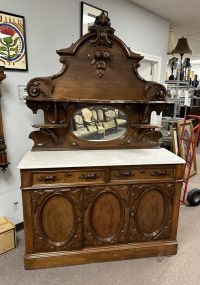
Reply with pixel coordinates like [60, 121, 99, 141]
[172, 37, 192, 55]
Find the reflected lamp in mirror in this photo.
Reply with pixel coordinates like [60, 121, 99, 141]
[168, 57, 178, 80]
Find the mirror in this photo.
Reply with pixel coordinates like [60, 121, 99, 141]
[71, 106, 127, 141]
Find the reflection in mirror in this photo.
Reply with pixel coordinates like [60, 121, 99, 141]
[71, 106, 127, 141]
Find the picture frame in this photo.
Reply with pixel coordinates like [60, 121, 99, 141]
[80, 2, 108, 36]
[0, 11, 28, 71]
[176, 120, 197, 177]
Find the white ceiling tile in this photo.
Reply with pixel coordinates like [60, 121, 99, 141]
[130, 0, 200, 54]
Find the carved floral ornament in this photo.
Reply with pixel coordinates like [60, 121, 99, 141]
[88, 12, 114, 77]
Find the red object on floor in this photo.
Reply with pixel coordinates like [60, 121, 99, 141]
[180, 115, 200, 204]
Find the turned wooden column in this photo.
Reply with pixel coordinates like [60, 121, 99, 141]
[0, 67, 9, 172]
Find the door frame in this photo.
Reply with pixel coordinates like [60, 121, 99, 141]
[136, 51, 162, 83]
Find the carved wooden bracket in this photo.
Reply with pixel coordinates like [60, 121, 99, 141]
[145, 82, 167, 101]
[0, 67, 9, 172]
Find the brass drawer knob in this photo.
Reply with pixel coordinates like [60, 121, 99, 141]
[150, 170, 170, 177]
[38, 175, 61, 183]
[80, 173, 98, 180]
[115, 170, 134, 178]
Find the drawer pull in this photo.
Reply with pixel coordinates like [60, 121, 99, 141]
[115, 170, 134, 178]
[38, 175, 61, 183]
[80, 173, 98, 180]
[150, 170, 170, 177]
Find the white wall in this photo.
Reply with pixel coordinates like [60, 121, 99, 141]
[0, 0, 169, 224]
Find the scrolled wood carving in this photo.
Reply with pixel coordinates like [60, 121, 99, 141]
[26, 77, 54, 98]
[138, 129, 162, 145]
[26, 56, 69, 98]
[145, 82, 167, 101]
[0, 67, 9, 172]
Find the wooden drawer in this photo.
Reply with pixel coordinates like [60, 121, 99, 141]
[110, 166, 175, 181]
[30, 169, 107, 186]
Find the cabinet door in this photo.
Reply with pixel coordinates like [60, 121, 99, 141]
[31, 187, 83, 252]
[129, 183, 174, 242]
[83, 185, 130, 247]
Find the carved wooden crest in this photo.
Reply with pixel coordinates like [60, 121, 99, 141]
[25, 13, 166, 150]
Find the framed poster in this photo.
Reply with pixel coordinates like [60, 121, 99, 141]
[176, 120, 197, 177]
[81, 2, 108, 36]
[0, 11, 28, 71]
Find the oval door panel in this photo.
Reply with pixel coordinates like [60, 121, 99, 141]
[40, 194, 76, 244]
[91, 192, 123, 241]
[136, 189, 165, 235]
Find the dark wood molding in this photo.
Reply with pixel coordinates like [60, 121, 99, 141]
[0, 67, 9, 172]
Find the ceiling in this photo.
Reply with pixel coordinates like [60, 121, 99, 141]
[130, 0, 200, 58]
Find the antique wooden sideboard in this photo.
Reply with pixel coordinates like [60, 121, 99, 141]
[19, 13, 185, 269]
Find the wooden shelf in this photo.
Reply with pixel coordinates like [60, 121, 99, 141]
[131, 124, 161, 128]
[32, 124, 68, 129]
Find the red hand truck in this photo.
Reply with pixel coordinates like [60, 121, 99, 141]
[179, 115, 200, 205]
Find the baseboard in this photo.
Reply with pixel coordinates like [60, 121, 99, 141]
[16, 222, 24, 231]
[24, 241, 178, 270]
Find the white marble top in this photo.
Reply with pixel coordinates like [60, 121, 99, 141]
[18, 148, 185, 169]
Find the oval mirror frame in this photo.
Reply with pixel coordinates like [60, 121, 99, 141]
[71, 105, 127, 142]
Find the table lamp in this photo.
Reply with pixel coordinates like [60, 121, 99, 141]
[172, 37, 192, 80]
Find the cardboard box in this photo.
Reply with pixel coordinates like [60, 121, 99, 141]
[0, 216, 16, 255]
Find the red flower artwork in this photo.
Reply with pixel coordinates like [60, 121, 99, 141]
[0, 26, 16, 37]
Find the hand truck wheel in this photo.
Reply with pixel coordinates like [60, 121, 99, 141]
[187, 189, 200, 206]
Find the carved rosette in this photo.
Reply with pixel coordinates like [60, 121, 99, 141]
[26, 77, 54, 98]
[145, 82, 167, 101]
[26, 56, 69, 98]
